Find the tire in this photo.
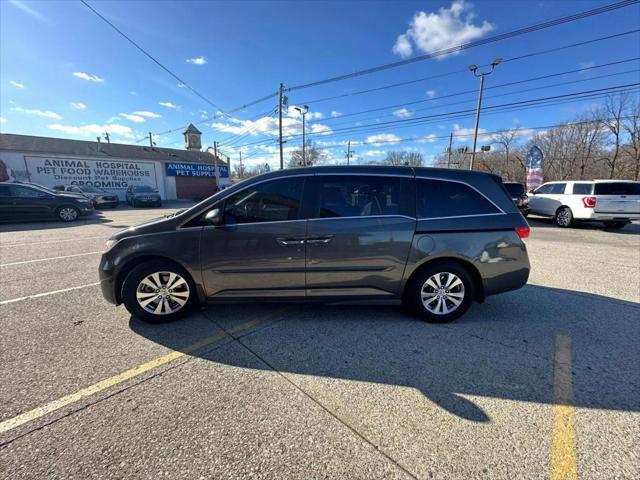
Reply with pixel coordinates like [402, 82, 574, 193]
[57, 205, 80, 222]
[403, 262, 475, 323]
[132, 199, 138, 208]
[603, 221, 627, 230]
[121, 259, 197, 323]
[555, 207, 575, 228]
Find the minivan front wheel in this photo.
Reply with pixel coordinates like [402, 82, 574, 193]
[122, 260, 196, 323]
[405, 263, 474, 323]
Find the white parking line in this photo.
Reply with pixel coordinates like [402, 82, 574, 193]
[0, 251, 103, 267]
[0, 235, 107, 247]
[0, 282, 101, 306]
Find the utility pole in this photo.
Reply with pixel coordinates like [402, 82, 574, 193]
[104, 132, 110, 144]
[213, 141, 221, 191]
[278, 82, 285, 170]
[346, 140, 352, 165]
[447, 132, 453, 168]
[239, 150, 243, 178]
[301, 110, 306, 166]
[148, 132, 153, 147]
[468, 58, 501, 170]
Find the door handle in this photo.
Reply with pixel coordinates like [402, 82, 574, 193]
[306, 236, 334, 245]
[276, 237, 305, 246]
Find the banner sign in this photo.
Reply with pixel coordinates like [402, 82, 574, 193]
[25, 156, 158, 197]
[525, 146, 544, 192]
[165, 162, 228, 178]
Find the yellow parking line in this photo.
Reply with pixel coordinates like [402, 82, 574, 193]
[0, 312, 278, 435]
[551, 333, 578, 480]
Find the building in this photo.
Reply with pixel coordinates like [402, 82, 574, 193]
[0, 124, 230, 201]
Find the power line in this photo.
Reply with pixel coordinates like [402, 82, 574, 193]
[287, 0, 639, 91]
[296, 29, 640, 104]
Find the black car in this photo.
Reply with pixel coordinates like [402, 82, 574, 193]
[53, 184, 119, 208]
[0, 182, 94, 222]
[125, 185, 162, 208]
[100, 166, 531, 324]
[503, 182, 530, 217]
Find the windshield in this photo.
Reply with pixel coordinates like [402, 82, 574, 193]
[133, 185, 156, 193]
[504, 183, 525, 196]
[594, 182, 640, 195]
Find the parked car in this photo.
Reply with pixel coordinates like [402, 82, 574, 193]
[527, 180, 640, 228]
[100, 166, 531, 324]
[503, 182, 530, 217]
[53, 184, 119, 208]
[126, 185, 162, 207]
[0, 182, 94, 222]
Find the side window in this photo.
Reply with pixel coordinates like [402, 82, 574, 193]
[534, 184, 552, 194]
[10, 186, 46, 198]
[548, 183, 567, 194]
[223, 177, 304, 224]
[317, 175, 403, 218]
[417, 179, 500, 219]
[572, 183, 593, 195]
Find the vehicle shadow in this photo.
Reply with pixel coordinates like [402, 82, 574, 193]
[0, 211, 114, 232]
[527, 216, 640, 234]
[129, 285, 640, 423]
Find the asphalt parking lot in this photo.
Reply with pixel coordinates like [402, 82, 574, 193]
[0, 207, 638, 480]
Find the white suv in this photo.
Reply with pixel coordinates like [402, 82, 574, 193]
[527, 180, 640, 228]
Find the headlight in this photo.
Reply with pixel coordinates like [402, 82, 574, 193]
[104, 239, 120, 252]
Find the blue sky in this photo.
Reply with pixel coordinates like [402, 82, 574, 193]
[1, 0, 639, 168]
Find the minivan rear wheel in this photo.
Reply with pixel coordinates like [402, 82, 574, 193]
[404, 263, 474, 323]
[122, 260, 196, 323]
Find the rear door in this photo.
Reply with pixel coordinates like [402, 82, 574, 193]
[9, 185, 54, 219]
[594, 182, 640, 214]
[305, 174, 415, 298]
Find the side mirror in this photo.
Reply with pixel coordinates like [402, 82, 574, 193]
[204, 207, 223, 225]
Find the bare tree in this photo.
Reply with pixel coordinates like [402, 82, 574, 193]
[596, 93, 629, 178]
[622, 98, 640, 180]
[492, 127, 521, 180]
[288, 140, 325, 168]
[383, 151, 424, 166]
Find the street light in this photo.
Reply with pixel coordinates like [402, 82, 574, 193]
[293, 105, 309, 166]
[468, 58, 501, 170]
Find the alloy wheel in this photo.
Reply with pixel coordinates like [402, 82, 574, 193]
[557, 209, 570, 227]
[59, 207, 78, 221]
[421, 272, 465, 315]
[136, 271, 190, 315]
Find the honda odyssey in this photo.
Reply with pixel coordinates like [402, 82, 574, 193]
[99, 166, 531, 323]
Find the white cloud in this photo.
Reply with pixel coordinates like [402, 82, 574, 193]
[70, 102, 87, 110]
[331, 111, 342, 118]
[392, 1, 494, 59]
[287, 106, 324, 120]
[159, 101, 179, 109]
[133, 111, 161, 118]
[578, 62, 595, 75]
[310, 124, 332, 135]
[418, 133, 438, 143]
[0, 117, 7, 123]
[393, 108, 412, 119]
[73, 71, 104, 82]
[129, 91, 138, 96]
[453, 123, 490, 143]
[120, 113, 146, 123]
[13, 106, 62, 120]
[177, 83, 186, 88]
[365, 149, 386, 157]
[186, 56, 207, 65]
[10, 81, 25, 89]
[366, 133, 401, 146]
[9, 0, 49, 22]
[48, 123, 134, 139]
[426, 90, 436, 98]
[212, 112, 333, 138]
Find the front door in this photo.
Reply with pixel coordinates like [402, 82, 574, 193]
[200, 175, 308, 299]
[305, 174, 415, 298]
[9, 185, 53, 219]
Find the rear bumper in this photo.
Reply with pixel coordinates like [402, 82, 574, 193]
[589, 213, 640, 222]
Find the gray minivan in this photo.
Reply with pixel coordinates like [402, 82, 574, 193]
[99, 166, 530, 323]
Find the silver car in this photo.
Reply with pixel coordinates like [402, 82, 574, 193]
[100, 166, 530, 323]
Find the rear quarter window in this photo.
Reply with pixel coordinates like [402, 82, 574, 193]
[594, 183, 640, 195]
[417, 179, 501, 218]
[572, 183, 593, 195]
[504, 183, 525, 196]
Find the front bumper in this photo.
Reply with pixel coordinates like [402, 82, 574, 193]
[95, 199, 119, 208]
[80, 206, 94, 216]
[99, 254, 118, 305]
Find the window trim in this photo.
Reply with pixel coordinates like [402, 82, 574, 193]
[414, 175, 506, 220]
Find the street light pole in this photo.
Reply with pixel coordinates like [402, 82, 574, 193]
[294, 105, 309, 166]
[468, 58, 501, 170]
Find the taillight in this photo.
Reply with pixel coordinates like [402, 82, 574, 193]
[515, 226, 530, 239]
[582, 196, 597, 208]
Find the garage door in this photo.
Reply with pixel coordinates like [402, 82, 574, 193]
[175, 176, 218, 200]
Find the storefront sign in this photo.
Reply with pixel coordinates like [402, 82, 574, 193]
[165, 162, 228, 178]
[24, 156, 159, 198]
